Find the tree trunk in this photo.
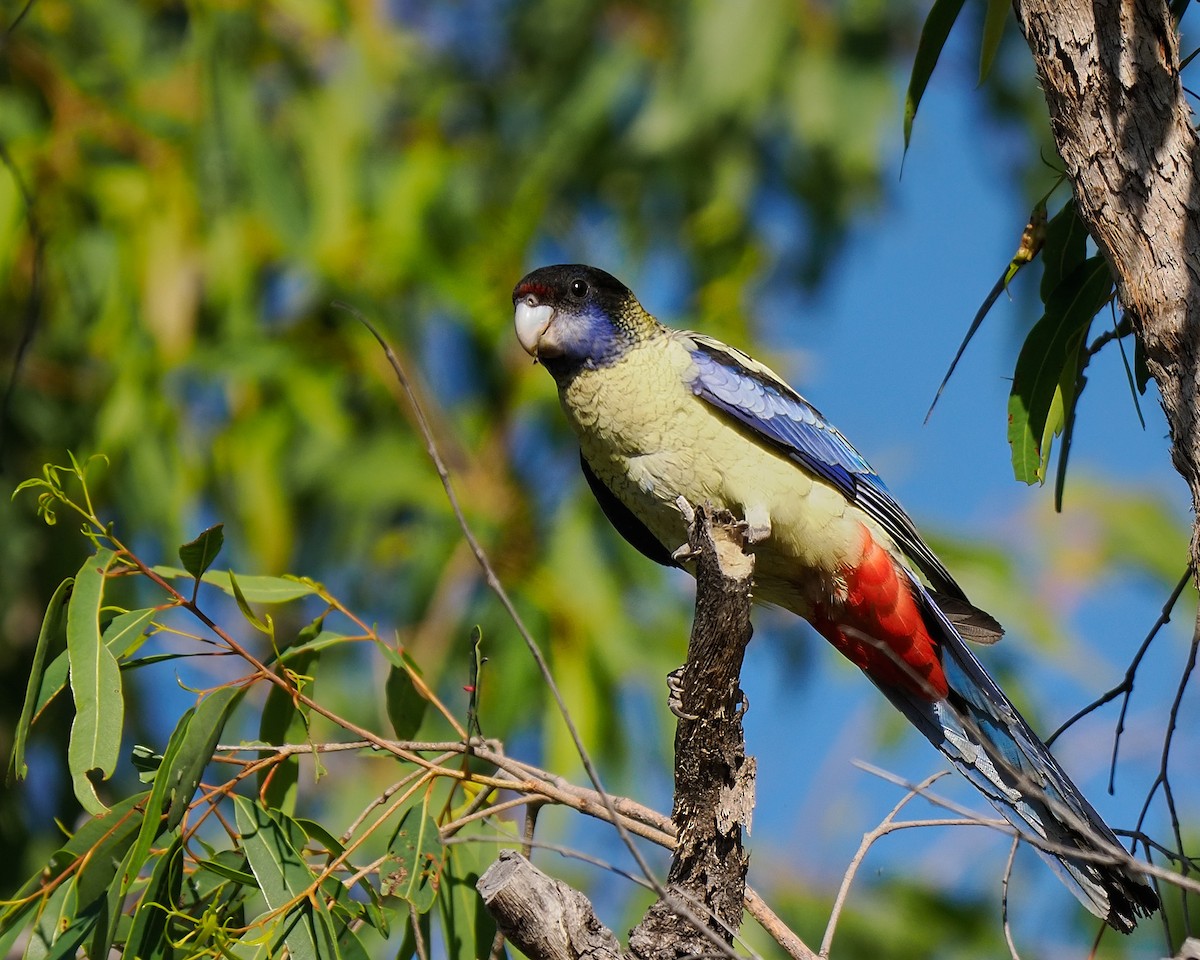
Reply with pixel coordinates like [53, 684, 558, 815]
[1012, 0, 1200, 564]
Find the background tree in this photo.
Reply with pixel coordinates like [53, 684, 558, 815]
[1, 0, 1195, 957]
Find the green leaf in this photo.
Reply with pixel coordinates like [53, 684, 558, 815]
[75, 802, 144, 908]
[32, 606, 156, 725]
[123, 835, 184, 960]
[260, 635, 319, 813]
[67, 548, 123, 814]
[1009, 257, 1113, 484]
[903, 0, 966, 149]
[385, 662, 428, 741]
[275, 629, 349, 663]
[11, 577, 72, 781]
[978, 0, 1009, 83]
[193, 850, 257, 887]
[1040, 200, 1088, 301]
[152, 565, 319, 603]
[233, 795, 326, 960]
[165, 685, 246, 829]
[229, 570, 273, 635]
[439, 839, 500, 960]
[178, 522, 225, 580]
[2, 793, 149, 956]
[466, 626, 484, 739]
[380, 803, 443, 912]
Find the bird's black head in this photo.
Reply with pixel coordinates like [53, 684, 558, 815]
[512, 264, 648, 378]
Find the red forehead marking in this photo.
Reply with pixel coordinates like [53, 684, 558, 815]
[514, 281, 555, 301]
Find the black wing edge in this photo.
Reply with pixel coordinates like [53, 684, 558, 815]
[579, 453, 679, 568]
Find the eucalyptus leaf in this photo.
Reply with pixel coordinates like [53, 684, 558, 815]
[66, 549, 122, 814]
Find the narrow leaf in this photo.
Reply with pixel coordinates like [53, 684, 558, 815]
[978, 0, 1009, 83]
[124, 835, 184, 960]
[439, 840, 500, 960]
[1040, 200, 1088, 301]
[75, 801, 144, 907]
[152, 566, 318, 603]
[123, 707, 194, 892]
[178, 522, 225, 580]
[386, 664, 427, 741]
[926, 201, 1046, 421]
[33, 607, 156, 724]
[904, 0, 966, 149]
[11, 577, 72, 780]
[67, 549, 122, 814]
[1008, 257, 1113, 484]
[166, 685, 246, 829]
[260, 638, 319, 813]
[233, 796, 324, 960]
[229, 570, 273, 635]
[467, 626, 484, 740]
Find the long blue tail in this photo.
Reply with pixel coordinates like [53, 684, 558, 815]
[878, 575, 1158, 932]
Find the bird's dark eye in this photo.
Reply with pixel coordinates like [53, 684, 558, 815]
[569, 278, 589, 299]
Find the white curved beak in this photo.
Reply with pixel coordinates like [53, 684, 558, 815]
[514, 299, 554, 357]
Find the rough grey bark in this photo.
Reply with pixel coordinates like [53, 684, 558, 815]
[477, 850, 622, 960]
[477, 508, 759, 960]
[1012, 0, 1200, 564]
[628, 507, 756, 960]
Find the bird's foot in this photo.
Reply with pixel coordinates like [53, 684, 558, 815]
[672, 496, 701, 561]
[666, 666, 699, 720]
[740, 504, 772, 544]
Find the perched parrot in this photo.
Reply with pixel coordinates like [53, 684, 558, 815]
[512, 263, 1158, 932]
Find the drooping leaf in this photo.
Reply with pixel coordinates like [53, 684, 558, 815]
[466, 626, 485, 740]
[1009, 257, 1113, 484]
[903, 0, 966, 149]
[166, 685, 246, 829]
[233, 795, 326, 960]
[260, 618, 321, 813]
[178, 522, 225, 581]
[229, 570, 273, 635]
[33, 606, 156, 724]
[66, 549, 123, 814]
[11, 577, 72, 781]
[75, 802, 144, 909]
[380, 803, 443, 912]
[978, 0, 1009, 83]
[386, 662, 428, 741]
[1040, 200, 1088, 301]
[926, 200, 1050, 420]
[1, 793, 149, 956]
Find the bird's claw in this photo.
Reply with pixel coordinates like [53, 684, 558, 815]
[666, 666, 699, 720]
[672, 542, 698, 562]
[740, 504, 772, 544]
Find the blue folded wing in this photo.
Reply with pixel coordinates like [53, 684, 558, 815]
[684, 333, 961, 597]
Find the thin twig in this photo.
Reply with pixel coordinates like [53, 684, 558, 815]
[1045, 564, 1192, 796]
[822, 771, 953, 956]
[1001, 836, 1022, 960]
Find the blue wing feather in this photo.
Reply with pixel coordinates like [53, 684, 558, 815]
[684, 334, 963, 599]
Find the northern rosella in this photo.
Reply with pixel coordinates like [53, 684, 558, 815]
[512, 263, 1158, 932]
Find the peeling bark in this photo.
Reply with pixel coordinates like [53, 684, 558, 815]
[1013, 0, 1200, 562]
